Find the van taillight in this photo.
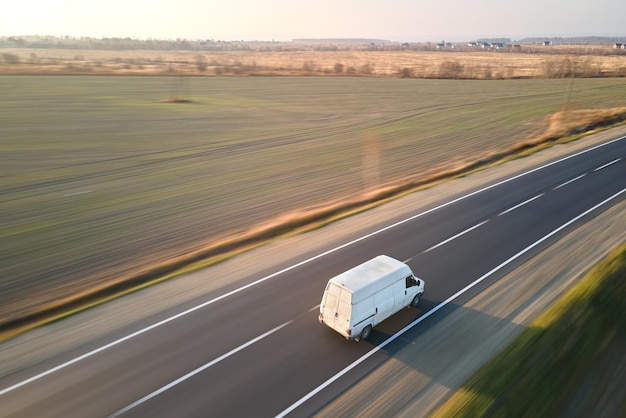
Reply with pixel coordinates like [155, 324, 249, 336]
[319, 313, 323, 323]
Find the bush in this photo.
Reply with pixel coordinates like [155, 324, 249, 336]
[438, 60, 464, 78]
[196, 55, 208, 72]
[2, 53, 20, 64]
[398, 67, 413, 78]
[360, 63, 374, 75]
[302, 60, 317, 72]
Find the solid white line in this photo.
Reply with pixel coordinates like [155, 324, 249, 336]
[553, 174, 587, 190]
[498, 194, 544, 216]
[1, 135, 623, 397]
[594, 158, 621, 171]
[110, 320, 293, 417]
[276, 186, 626, 418]
[424, 220, 489, 253]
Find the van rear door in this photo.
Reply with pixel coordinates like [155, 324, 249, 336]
[321, 283, 351, 336]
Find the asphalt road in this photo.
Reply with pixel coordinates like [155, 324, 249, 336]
[1, 134, 624, 418]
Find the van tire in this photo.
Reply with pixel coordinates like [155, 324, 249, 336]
[359, 325, 372, 341]
[410, 295, 420, 307]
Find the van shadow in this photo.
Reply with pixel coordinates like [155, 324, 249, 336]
[316, 297, 528, 414]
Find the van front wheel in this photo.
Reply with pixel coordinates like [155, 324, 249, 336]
[359, 325, 372, 341]
[410, 295, 420, 307]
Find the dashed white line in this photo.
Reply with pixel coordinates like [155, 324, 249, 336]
[424, 220, 489, 253]
[498, 193, 545, 216]
[594, 158, 621, 171]
[553, 174, 587, 190]
[110, 320, 294, 417]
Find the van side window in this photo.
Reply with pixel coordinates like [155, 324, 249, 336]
[405, 275, 414, 288]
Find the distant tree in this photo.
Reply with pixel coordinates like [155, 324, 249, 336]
[7, 36, 26, 47]
[398, 67, 413, 78]
[195, 55, 208, 72]
[333, 62, 344, 73]
[360, 63, 374, 75]
[439, 60, 464, 78]
[542, 60, 557, 78]
[302, 60, 316, 72]
[1, 53, 20, 64]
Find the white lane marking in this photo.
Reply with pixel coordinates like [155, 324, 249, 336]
[594, 158, 621, 171]
[110, 320, 293, 418]
[553, 174, 587, 190]
[276, 186, 626, 418]
[423, 220, 489, 253]
[1, 135, 623, 397]
[64, 190, 93, 197]
[498, 194, 544, 216]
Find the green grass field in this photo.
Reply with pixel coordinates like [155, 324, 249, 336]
[2, 75, 626, 323]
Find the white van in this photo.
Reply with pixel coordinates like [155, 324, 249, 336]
[319, 255, 425, 341]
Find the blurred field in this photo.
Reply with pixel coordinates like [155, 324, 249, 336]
[1, 75, 626, 324]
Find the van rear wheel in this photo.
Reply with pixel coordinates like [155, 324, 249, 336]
[359, 325, 372, 341]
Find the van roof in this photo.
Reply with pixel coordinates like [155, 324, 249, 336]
[329, 255, 410, 301]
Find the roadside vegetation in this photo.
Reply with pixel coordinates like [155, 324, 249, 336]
[433, 244, 626, 418]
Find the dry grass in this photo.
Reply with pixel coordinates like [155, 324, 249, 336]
[546, 107, 626, 136]
[2, 46, 626, 78]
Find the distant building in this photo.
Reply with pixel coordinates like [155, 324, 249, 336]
[613, 43, 623, 49]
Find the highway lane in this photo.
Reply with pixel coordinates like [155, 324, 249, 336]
[0, 135, 624, 418]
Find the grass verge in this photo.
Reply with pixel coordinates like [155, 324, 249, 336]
[432, 243, 626, 418]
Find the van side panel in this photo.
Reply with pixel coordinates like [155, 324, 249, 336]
[373, 285, 394, 326]
[351, 296, 375, 333]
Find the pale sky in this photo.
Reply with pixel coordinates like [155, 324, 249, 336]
[2, 0, 625, 42]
